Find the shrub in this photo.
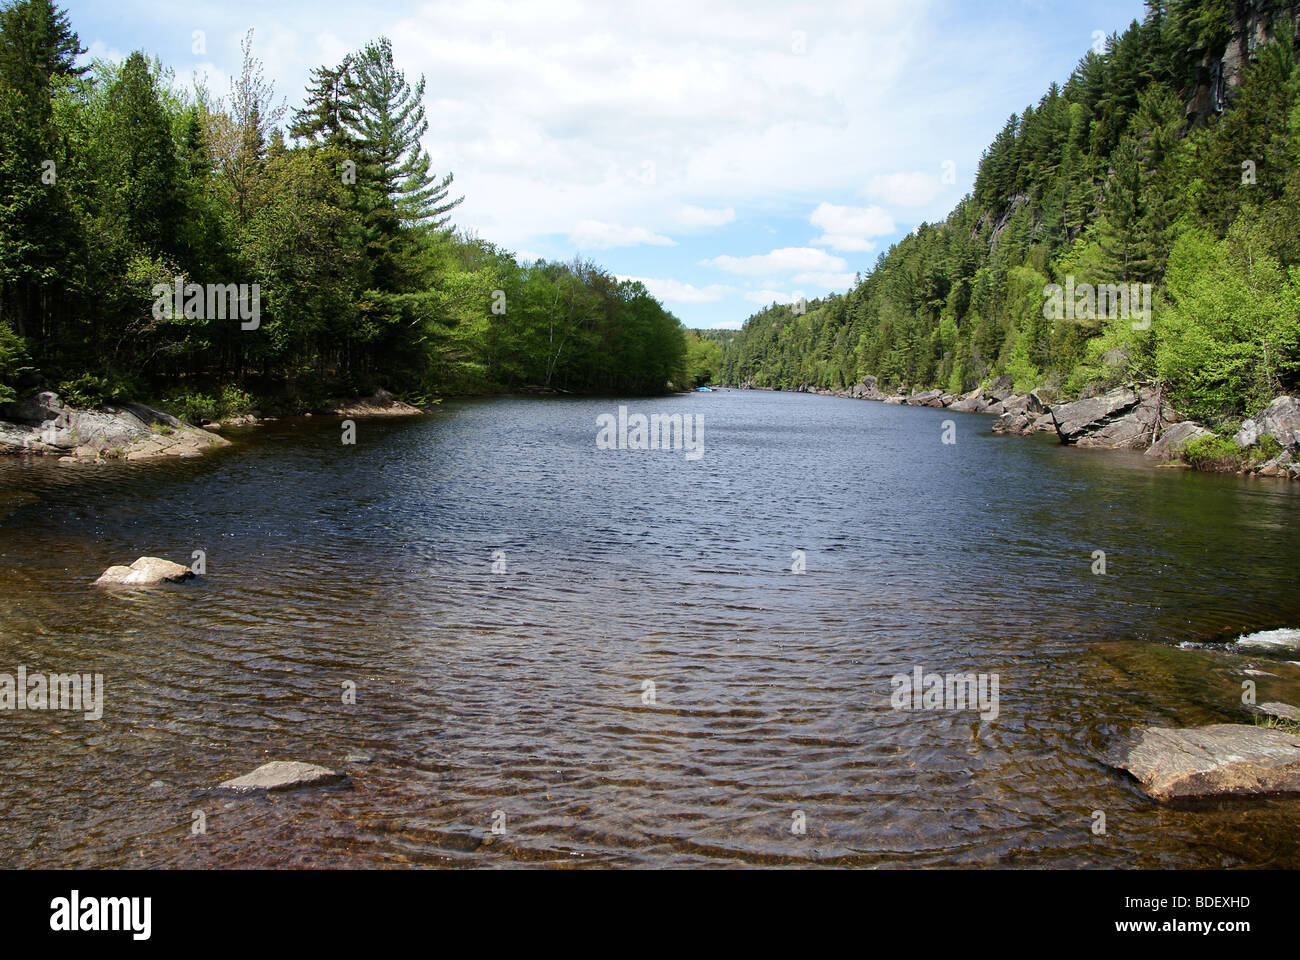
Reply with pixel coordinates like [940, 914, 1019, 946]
[1182, 434, 1246, 471]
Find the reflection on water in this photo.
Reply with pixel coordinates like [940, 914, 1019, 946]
[1, 391, 1298, 867]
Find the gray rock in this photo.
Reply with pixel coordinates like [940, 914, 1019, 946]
[95, 557, 195, 587]
[1145, 421, 1214, 460]
[1235, 397, 1300, 451]
[1028, 389, 1051, 414]
[988, 375, 1014, 401]
[905, 389, 944, 407]
[1049, 385, 1175, 449]
[992, 412, 1032, 435]
[218, 761, 347, 793]
[1112, 724, 1300, 801]
[1246, 703, 1300, 723]
[1002, 395, 1031, 415]
[948, 388, 985, 413]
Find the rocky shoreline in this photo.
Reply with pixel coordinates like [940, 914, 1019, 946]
[0, 388, 424, 465]
[747, 376, 1300, 482]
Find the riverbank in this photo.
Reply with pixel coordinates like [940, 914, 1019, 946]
[0, 388, 425, 464]
[738, 377, 1300, 482]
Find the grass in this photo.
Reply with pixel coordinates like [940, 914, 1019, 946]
[1252, 713, 1300, 734]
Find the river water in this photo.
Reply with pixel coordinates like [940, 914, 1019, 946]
[1, 390, 1298, 868]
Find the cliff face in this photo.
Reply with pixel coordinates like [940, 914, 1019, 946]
[1186, 0, 1300, 124]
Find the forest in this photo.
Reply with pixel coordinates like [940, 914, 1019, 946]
[721, 0, 1300, 428]
[0, 0, 698, 421]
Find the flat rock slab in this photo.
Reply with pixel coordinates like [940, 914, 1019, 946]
[218, 761, 346, 794]
[1246, 702, 1300, 723]
[94, 557, 194, 587]
[1113, 724, 1300, 801]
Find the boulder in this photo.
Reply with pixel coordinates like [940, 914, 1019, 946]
[905, 389, 944, 407]
[94, 557, 195, 587]
[987, 375, 1014, 402]
[1028, 389, 1051, 414]
[993, 412, 1057, 436]
[852, 376, 888, 401]
[948, 388, 985, 413]
[1235, 396, 1300, 451]
[218, 761, 347, 793]
[1112, 724, 1300, 801]
[1002, 395, 1032, 415]
[1049, 385, 1176, 449]
[1145, 421, 1214, 460]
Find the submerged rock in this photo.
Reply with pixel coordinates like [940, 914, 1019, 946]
[218, 761, 347, 793]
[1113, 724, 1300, 801]
[94, 557, 195, 587]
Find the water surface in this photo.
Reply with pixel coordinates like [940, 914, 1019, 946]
[2, 391, 1299, 868]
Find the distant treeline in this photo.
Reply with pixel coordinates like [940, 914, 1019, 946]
[0, 0, 699, 420]
[722, 0, 1300, 425]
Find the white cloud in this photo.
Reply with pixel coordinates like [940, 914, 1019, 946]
[793, 271, 858, 289]
[702, 247, 847, 276]
[809, 203, 894, 252]
[865, 171, 945, 207]
[620, 276, 732, 303]
[676, 205, 736, 228]
[570, 220, 676, 250]
[743, 289, 798, 305]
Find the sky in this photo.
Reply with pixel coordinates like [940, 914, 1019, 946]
[63, 0, 1150, 329]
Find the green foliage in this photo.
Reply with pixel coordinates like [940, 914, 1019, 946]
[0, 321, 28, 402]
[1181, 434, 1246, 471]
[1156, 222, 1300, 420]
[720, 2, 1300, 421]
[684, 332, 724, 387]
[0, 2, 686, 415]
[56, 372, 130, 407]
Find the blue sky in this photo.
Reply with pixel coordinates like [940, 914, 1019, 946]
[64, 0, 1149, 329]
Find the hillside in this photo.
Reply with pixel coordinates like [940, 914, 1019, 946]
[721, 0, 1300, 429]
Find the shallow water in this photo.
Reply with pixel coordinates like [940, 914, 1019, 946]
[1, 390, 1298, 868]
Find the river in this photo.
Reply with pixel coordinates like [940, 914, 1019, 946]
[1, 390, 1299, 867]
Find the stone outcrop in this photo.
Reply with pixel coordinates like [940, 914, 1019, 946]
[1146, 421, 1214, 460]
[1245, 702, 1300, 724]
[1235, 396, 1300, 451]
[218, 761, 347, 793]
[327, 388, 423, 418]
[992, 411, 1057, 437]
[1049, 385, 1177, 449]
[1112, 724, 1300, 801]
[0, 391, 229, 462]
[95, 557, 195, 587]
[905, 389, 945, 407]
